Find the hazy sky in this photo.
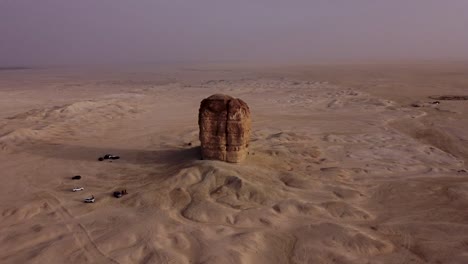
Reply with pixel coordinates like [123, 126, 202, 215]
[1, 0, 467, 66]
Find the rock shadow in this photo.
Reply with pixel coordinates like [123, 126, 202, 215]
[21, 140, 202, 165]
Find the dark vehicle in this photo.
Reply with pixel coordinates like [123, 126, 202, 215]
[113, 189, 128, 198]
[99, 154, 120, 161]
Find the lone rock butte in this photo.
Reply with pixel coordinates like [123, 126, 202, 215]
[198, 94, 251, 163]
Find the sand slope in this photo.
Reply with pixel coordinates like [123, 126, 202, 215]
[0, 65, 467, 263]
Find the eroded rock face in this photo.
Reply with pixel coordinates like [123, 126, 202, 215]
[198, 94, 251, 163]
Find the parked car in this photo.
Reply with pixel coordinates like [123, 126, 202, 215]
[84, 196, 95, 203]
[72, 187, 84, 192]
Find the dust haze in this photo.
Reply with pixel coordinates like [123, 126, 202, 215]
[3, 1, 468, 264]
[1, 0, 468, 66]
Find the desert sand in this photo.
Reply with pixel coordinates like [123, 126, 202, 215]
[0, 63, 467, 263]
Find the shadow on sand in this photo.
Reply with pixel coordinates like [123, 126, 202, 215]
[21, 141, 202, 165]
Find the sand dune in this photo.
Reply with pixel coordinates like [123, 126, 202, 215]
[0, 64, 467, 263]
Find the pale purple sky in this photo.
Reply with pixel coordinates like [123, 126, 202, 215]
[1, 0, 467, 66]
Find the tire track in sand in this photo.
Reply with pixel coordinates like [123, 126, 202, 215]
[36, 192, 120, 264]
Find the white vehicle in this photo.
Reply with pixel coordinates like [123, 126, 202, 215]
[84, 196, 95, 203]
[72, 187, 84, 192]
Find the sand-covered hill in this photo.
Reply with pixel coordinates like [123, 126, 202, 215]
[0, 64, 467, 263]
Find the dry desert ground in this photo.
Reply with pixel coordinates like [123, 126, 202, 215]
[0, 63, 467, 263]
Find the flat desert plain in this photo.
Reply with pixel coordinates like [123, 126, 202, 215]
[0, 63, 467, 263]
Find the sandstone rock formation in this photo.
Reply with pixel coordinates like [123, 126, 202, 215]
[198, 94, 251, 163]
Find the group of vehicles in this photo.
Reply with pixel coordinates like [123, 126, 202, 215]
[71, 154, 122, 203]
[71, 186, 95, 203]
[72, 187, 126, 203]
